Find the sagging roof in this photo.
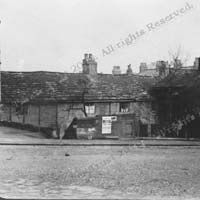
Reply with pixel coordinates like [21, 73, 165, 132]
[1, 71, 156, 103]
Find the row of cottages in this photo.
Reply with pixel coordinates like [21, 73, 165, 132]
[0, 54, 159, 139]
[150, 57, 200, 139]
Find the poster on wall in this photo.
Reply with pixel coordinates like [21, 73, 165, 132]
[102, 116, 112, 134]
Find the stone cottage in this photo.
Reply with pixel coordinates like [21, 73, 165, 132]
[0, 54, 158, 139]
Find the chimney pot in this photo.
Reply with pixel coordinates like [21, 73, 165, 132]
[82, 53, 97, 75]
[126, 64, 133, 75]
[84, 53, 89, 60]
[89, 53, 93, 59]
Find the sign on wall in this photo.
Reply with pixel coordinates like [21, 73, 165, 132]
[102, 116, 117, 134]
[111, 116, 117, 121]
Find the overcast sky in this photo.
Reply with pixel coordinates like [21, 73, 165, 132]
[0, 0, 200, 73]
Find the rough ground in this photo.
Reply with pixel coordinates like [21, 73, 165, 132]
[0, 145, 200, 199]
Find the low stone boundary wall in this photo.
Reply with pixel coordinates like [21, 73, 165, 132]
[0, 121, 57, 139]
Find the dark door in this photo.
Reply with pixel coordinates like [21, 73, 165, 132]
[63, 118, 77, 139]
[139, 124, 148, 137]
[124, 121, 134, 137]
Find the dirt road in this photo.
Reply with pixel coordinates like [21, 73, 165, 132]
[0, 145, 200, 199]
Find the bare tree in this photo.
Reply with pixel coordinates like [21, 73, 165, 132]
[71, 62, 82, 73]
[168, 45, 190, 70]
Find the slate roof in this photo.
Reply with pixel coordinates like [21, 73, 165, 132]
[1, 71, 156, 104]
[138, 69, 159, 77]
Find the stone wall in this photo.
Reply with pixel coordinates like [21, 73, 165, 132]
[95, 103, 110, 116]
[0, 104, 57, 128]
[0, 101, 157, 138]
[10, 106, 23, 123]
[0, 104, 10, 121]
[25, 105, 39, 126]
[40, 105, 57, 127]
[76, 114, 138, 139]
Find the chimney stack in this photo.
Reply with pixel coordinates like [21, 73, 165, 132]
[139, 63, 148, 73]
[88, 53, 93, 59]
[193, 57, 200, 70]
[82, 53, 97, 75]
[174, 59, 182, 69]
[156, 60, 168, 77]
[126, 64, 133, 75]
[112, 66, 121, 75]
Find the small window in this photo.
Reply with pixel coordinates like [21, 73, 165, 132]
[119, 102, 130, 113]
[16, 103, 23, 115]
[85, 103, 95, 114]
[15, 103, 28, 115]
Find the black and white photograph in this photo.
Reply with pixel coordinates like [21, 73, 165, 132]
[0, 0, 200, 199]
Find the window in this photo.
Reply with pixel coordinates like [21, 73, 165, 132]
[85, 103, 95, 114]
[119, 102, 130, 113]
[15, 103, 23, 115]
[15, 103, 28, 115]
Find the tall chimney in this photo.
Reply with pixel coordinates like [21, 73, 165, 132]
[82, 53, 97, 75]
